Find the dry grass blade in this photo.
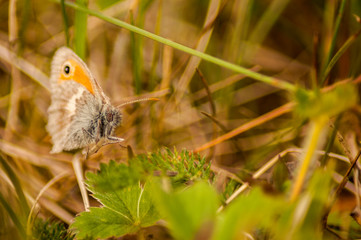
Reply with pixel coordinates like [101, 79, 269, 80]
[6, 0, 21, 137]
[192, 66, 262, 101]
[27, 171, 70, 236]
[194, 102, 294, 153]
[172, 0, 221, 106]
[160, 45, 173, 90]
[0, 44, 50, 91]
[323, 149, 361, 231]
[201, 111, 228, 133]
[252, 148, 350, 180]
[333, 150, 361, 200]
[38, 198, 73, 225]
[0, 139, 70, 174]
[196, 68, 216, 115]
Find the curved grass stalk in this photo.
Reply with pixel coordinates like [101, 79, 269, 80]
[26, 171, 70, 237]
[58, 0, 297, 92]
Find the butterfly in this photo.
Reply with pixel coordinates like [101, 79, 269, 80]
[46, 47, 124, 154]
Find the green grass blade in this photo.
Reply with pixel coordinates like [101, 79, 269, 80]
[59, 0, 297, 92]
[0, 193, 25, 239]
[61, 0, 70, 47]
[247, 0, 291, 56]
[149, 0, 163, 90]
[0, 154, 29, 216]
[130, 11, 142, 95]
[322, 29, 361, 82]
[320, 0, 347, 85]
[74, 0, 88, 59]
[0, 154, 28, 239]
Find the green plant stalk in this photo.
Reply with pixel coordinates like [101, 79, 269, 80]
[248, 0, 291, 51]
[61, 0, 70, 47]
[74, 0, 88, 59]
[0, 193, 26, 239]
[235, 0, 253, 65]
[290, 116, 328, 202]
[322, 29, 361, 83]
[60, 0, 297, 92]
[149, 0, 163, 90]
[0, 154, 29, 216]
[321, 0, 346, 81]
[130, 11, 142, 95]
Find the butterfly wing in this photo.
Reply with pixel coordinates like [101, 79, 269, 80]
[46, 47, 108, 153]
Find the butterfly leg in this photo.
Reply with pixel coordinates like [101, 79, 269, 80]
[104, 136, 124, 145]
[82, 146, 90, 160]
[95, 118, 102, 143]
[86, 138, 106, 157]
[82, 128, 94, 138]
[82, 127, 100, 158]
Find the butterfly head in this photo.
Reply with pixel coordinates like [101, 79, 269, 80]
[97, 104, 122, 138]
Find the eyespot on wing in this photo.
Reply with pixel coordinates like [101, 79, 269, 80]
[58, 58, 95, 95]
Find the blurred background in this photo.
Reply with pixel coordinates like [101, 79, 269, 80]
[0, 0, 361, 236]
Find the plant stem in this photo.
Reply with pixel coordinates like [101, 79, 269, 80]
[74, 0, 88, 59]
[320, 0, 346, 85]
[60, 0, 297, 92]
[290, 117, 328, 202]
[60, 0, 70, 47]
[322, 29, 361, 84]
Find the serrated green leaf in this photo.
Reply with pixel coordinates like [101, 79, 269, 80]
[71, 182, 160, 239]
[85, 160, 141, 193]
[71, 207, 136, 239]
[153, 181, 219, 240]
[131, 149, 212, 187]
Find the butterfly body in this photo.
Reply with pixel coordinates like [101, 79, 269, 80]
[47, 47, 123, 154]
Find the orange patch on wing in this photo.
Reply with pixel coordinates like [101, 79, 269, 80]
[58, 59, 94, 94]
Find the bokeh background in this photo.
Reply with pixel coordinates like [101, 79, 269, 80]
[1, 0, 361, 238]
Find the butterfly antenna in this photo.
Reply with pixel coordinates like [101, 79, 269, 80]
[116, 97, 159, 109]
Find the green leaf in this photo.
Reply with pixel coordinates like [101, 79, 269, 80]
[153, 181, 219, 240]
[85, 160, 141, 193]
[294, 84, 358, 119]
[212, 187, 286, 240]
[71, 181, 160, 239]
[289, 166, 335, 240]
[131, 148, 212, 187]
